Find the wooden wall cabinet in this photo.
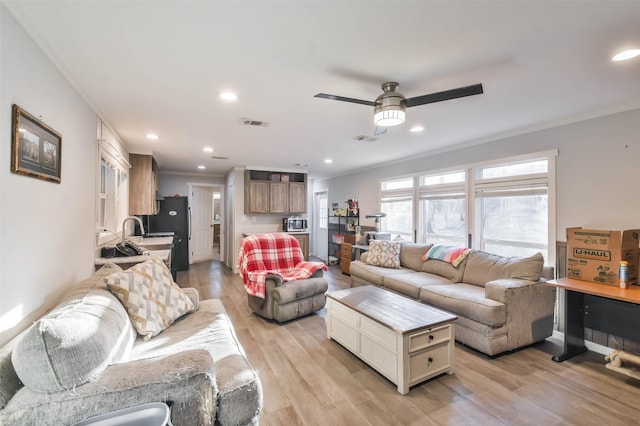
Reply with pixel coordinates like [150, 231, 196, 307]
[246, 180, 270, 214]
[129, 154, 159, 215]
[245, 170, 307, 214]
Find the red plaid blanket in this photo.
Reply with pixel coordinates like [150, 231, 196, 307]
[238, 233, 328, 298]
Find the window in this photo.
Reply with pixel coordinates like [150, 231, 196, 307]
[378, 151, 556, 265]
[96, 121, 130, 245]
[474, 157, 551, 259]
[318, 192, 328, 229]
[380, 177, 414, 241]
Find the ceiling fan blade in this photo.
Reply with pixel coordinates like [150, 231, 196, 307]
[314, 93, 376, 107]
[404, 83, 484, 108]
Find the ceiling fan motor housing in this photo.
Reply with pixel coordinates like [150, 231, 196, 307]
[374, 82, 406, 126]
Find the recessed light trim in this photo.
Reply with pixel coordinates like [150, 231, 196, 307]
[324, 158, 333, 164]
[197, 165, 206, 170]
[410, 125, 425, 133]
[220, 91, 238, 101]
[145, 133, 160, 140]
[203, 147, 214, 153]
[612, 49, 640, 62]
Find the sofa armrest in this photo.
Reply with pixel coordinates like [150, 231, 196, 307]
[181, 287, 200, 309]
[0, 349, 217, 426]
[484, 278, 556, 349]
[485, 279, 539, 303]
[265, 274, 284, 286]
[265, 267, 323, 287]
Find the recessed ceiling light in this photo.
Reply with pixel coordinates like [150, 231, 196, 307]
[220, 91, 238, 101]
[197, 165, 206, 170]
[145, 133, 160, 140]
[324, 158, 333, 164]
[410, 125, 425, 133]
[203, 147, 214, 153]
[612, 49, 640, 62]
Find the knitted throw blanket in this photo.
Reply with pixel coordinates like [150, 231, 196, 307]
[238, 233, 327, 298]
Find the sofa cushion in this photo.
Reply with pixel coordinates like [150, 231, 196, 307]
[462, 251, 544, 287]
[399, 243, 432, 271]
[419, 284, 506, 327]
[383, 272, 453, 299]
[105, 257, 195, 340]
[365, 240, 401, 269]
[421, 256, 468, 283]
[350, 260, 414, 287]
[11, 266, 136, 393]
[130, 299, 263, 426]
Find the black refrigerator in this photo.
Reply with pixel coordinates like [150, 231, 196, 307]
[147, 196, 190, 272]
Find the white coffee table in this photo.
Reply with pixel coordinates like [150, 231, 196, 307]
[327, 285, 457, 394]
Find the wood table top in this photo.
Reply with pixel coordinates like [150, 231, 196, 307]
[548, 277, 640, 304]
[327, 285, 457, 334]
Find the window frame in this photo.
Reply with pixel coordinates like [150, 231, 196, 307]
[96, 121, 130, 246]
[379, 150, 557, 266]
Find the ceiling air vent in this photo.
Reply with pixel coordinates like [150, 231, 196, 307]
[211, 156, 229, 160]
[241, 118, 270, 127]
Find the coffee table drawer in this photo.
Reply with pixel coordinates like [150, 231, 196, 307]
[409, 342, 451, 385]
[408, 324, 451, 352]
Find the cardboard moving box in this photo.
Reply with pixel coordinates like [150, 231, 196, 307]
[566, 228, 640, 286]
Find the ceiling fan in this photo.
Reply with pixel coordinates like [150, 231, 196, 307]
[314, 82, 484, 127]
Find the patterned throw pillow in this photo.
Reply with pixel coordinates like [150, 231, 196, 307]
[365, 240, 401, 269]
[104, 257, 195, 340]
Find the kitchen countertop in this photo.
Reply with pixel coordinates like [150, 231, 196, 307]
[94, 249, 171, 266]
[131, 236, 174, 247]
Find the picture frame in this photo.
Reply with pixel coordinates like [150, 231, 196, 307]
[11, 104, 62, 184]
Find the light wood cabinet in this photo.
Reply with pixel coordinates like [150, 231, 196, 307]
[269, 182, 289, 213]
[129, 154, 159, 215]
[245, 180, 270, 214]
[244, 170, 307, 214]
[291, 233, 309, 260]
[288, 182, 306, 213]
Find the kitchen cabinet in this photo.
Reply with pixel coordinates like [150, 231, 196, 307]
[244, 170, 307, 214]
[291, 233, 309, 260]
[246, 180, 270, 214]
[269, 182, 289, 213]
[129, 154, 159, 215]
[288, 182, 306, 213]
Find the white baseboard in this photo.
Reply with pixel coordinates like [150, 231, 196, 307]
[551, 330, 614, 356]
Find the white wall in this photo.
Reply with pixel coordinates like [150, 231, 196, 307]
[158, 172, 225, 198]
[0, 5, 98, 345]
[312, 107, 640, 245]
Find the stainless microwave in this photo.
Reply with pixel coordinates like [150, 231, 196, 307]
[283, 217, 308, 232]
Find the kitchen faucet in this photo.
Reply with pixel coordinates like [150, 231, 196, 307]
[122, 216, 145, 243]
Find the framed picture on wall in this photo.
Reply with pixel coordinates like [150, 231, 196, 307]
[11, 104, 62, 184]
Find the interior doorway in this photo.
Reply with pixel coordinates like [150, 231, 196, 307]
[188, 184, 224, 264]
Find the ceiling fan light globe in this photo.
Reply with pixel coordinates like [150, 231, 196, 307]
[374, 109, 405, 127]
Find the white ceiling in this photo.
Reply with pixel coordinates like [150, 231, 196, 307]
[6, 1, 640, 179]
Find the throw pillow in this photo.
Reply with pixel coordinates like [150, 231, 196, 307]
[105, 257, 195, 340]
[365, 240, 401, 269]
[424, 245, 471, 267]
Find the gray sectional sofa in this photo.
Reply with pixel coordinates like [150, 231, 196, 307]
[0, 264, 262, 425]
[350, 243, 556, 356]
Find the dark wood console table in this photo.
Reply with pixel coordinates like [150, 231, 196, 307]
[547, 278, 640, 362]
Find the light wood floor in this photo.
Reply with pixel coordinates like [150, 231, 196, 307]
[179, 260, 640, 425]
